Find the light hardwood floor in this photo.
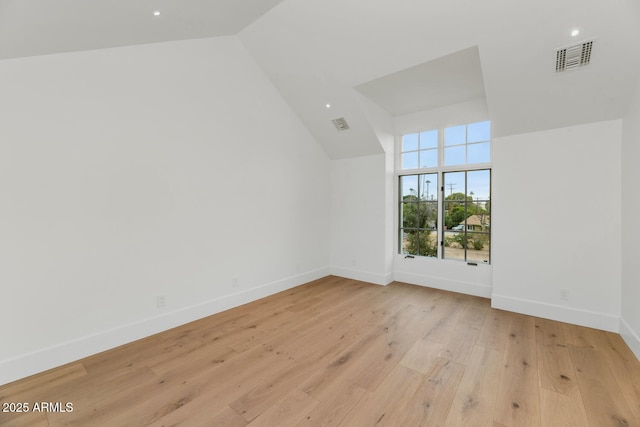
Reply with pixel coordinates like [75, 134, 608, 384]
[2, 276, 639, 426]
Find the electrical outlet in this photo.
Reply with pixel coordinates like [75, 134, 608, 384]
[232, 278, 239, 288]
[560, 289, 569, 300]
[156, 295, 166, 308]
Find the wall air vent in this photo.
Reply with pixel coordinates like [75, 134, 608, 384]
[555, 40, 594, 72]
[331, 117, 350, 131]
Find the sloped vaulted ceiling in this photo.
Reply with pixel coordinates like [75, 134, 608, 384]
[1, 0, 639, 159]
[239, 0, 640, 158]
[355, 46, 486, 117]
[0, 0, 287, 59]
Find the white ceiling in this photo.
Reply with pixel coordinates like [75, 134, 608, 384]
[2, 0, 639, 159]
[0, 0, 285, 59]
[239, 0, 640, 157]
[355, 46, 486, 117]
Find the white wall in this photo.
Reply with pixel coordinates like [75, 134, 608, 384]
[393, 99, 493, 297]
[492, 120, 622, 332]
[330, 154, 392, 285]
[0, 36, 330, 385]
[621, 76, 640, 359]
[394, 98, 490, 136]
[356, 93, 396, 281]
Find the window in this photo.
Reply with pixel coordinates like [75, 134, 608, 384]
[401, 130, 438, 169]
[445, 121, 490, 165]
[400, 173, 438, 257]
[442, 169, 491, 263]
[398, 121, 491, 263]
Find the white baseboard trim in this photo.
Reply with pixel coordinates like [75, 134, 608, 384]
[0, 267, 330, 387]
[491, 293, 620, 333]
[329, 266, 393, 286]
[393, 271, 492, 298]
[620, 318, 640, 362]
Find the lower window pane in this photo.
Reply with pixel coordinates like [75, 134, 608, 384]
[400, 175, 419, 198]
[443, 230, 466, 260]
[420, 201, 438, 229]
[466, 233, 490, 263]
[399, 169, 490, 263]
[414, 230, 438, 257]
[400, 230, 415, 255]
[444, 200, 467, 230]
[401, 229, 437, 257]
[401, 203, 419, 228]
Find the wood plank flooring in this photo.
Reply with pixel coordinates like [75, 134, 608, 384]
[1, 276, 639, 426]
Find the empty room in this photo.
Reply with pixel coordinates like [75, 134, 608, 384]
[1, 0, 640, 426]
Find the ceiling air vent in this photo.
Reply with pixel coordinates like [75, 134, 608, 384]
[331, 117, 350, 131]
[555, 40, 594, 72]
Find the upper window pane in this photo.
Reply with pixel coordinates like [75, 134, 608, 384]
[401, 129, 438, 170]
[402, 152, 419, 169]
[402, 133, 419, 152]
[445, 125, 466, 146]
[419, 149, 438, 168]
[419, 130, 438, 149]
[400, 122, 490, 169]
[467, 121, 490, 143]
[468, 142, 491, 164]
[444, 146, 465, 166]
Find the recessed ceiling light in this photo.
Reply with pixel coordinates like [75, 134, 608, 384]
[153, 10, 161, 17]
[571, 29, 580, 37]
[325, 103, 331, 109]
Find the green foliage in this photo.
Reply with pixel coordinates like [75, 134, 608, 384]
[444, 206, 468, 229]
[471, 234, 489, 250]
[402, 189, 489, 257]
[443, 192, 489, 229]
[405, 230, 437, 257]
[445, 192, 470, 201]
[446, 233, 468, 249]
[402, 199, 437, 230]
[472, 237, 484, 250]
[445, 233, 488, 251]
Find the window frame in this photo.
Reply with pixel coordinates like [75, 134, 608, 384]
[396, 121, 492, 264]
[441, 168, 492, 264]
[443, 121, 491, 166]
[399, 173, 440, 258]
